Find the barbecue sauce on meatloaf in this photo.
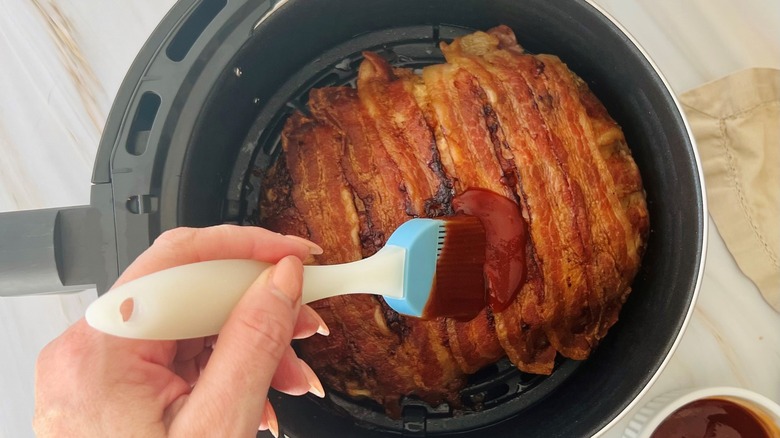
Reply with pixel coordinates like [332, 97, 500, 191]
[258, 25, 649, 417]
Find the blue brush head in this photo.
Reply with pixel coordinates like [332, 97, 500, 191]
[382, 218, 442, 318]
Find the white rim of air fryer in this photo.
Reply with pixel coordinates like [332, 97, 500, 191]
[584, 0, 709, 436]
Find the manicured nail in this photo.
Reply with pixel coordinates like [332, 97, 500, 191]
[258, 399, 269, 431]
[305, 305, 330, 336]
[258, 265, 276, 293]
[266, 257, 303, 306]
[284, 234, 324, 255]
[263, 400, 279, 438]
[299, 359, 325, 398]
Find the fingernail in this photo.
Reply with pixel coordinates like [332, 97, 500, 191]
[298, 359, 325, 398]
[284, 235, 324, 255]
[266, 401, 279, 438]
[258, 265, 276, 291]
[305, 305, 330, 336]
[266, 257, 303, 307]
[258, 399, 269, 431]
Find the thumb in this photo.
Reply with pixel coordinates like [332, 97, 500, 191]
[177, 255, 303, 436]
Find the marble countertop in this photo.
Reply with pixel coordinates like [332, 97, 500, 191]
[1, 1, 778, 437]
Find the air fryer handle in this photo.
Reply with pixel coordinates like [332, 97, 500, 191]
[0, 205, 113, 296]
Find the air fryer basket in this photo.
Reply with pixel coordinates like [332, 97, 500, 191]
[0, 0, 704, 436]
[175, 1, 702, 435]
[234, 24, 586, 436]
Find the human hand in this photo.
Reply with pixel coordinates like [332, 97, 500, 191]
[34, 225, 328, 438]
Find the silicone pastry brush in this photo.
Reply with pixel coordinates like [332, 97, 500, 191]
[85, 216, 487, 340]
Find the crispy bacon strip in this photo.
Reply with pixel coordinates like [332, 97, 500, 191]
[282, 113, 391, 405]
[421, 58, 554, 372]
[281, 113, 360, 262]
[546, 58, 649, 336]
[421, 64, 510, 196]
[258, 153, 309, 238]
[531, 55, 629, 340]
[420, 63, 512, 373]
[303, 86, 465, 414]
[308, 87, 408, 255]
[479, 25, 646, 353]
[443, 30, 595, 359]
[442, 309, 501, 374]
[357, 52, 452, 217]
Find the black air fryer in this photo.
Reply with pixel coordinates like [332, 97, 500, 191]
[0, 0, 705, 436]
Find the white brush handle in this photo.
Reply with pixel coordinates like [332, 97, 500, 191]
[85, 246, 406, 340]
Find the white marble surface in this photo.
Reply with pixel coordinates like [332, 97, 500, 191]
[1, 1, 778, 437]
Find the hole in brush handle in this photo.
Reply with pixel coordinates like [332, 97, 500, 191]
[120, 298, 135, 322]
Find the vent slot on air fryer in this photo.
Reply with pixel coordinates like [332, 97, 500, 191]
[126, 92, 161, 156]
[166, 0, 227, 62]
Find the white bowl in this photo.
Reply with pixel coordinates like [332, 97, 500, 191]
[623, 386, 780, 438]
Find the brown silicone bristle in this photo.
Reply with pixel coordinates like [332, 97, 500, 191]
[421, 215, 487, 320]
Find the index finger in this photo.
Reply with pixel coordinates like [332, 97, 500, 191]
[114, 225, 314, 287]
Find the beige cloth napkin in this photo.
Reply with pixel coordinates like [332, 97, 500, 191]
[679, 68, 780, 312]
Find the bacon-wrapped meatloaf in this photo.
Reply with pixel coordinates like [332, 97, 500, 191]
[259, 25, 649, 416]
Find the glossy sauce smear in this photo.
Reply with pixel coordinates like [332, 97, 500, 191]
[651, 398, 778, 438]
[451, 188, 528, 313]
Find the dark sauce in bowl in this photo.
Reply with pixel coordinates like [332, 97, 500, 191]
[651, 398, 779, 438]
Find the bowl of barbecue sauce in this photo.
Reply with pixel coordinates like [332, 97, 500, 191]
[624, 387, 780, 438]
